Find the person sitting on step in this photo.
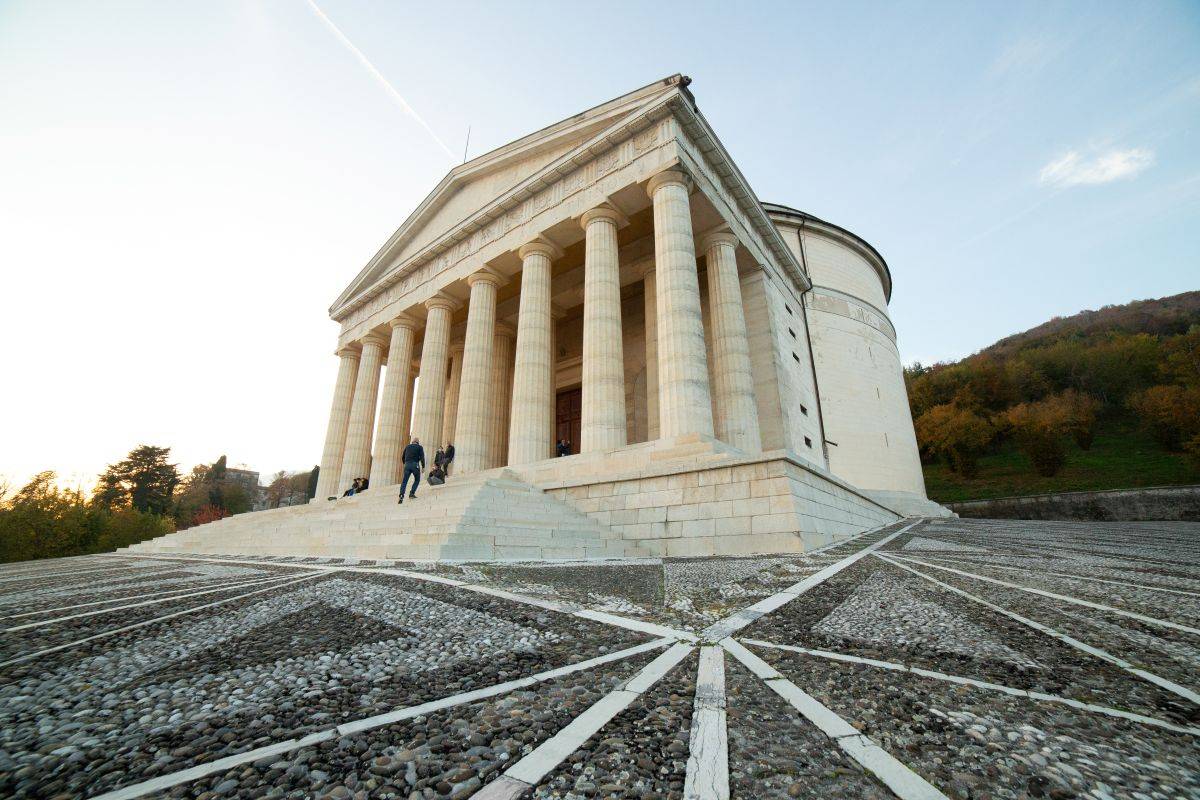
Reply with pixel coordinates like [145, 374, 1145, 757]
[398, 437, 425, 504]
[428, 465, 446, 486]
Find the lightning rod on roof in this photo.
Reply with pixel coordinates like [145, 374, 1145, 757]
[463, 126, 471, 164]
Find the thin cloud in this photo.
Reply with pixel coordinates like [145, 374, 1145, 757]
[1039, 147, 1155, 188]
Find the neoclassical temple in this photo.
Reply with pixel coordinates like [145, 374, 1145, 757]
[132, 75, 947, 563]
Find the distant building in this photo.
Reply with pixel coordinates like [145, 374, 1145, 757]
[226, 467, 268, 511]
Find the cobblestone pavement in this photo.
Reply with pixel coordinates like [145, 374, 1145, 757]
[0, 518, 1197, 799]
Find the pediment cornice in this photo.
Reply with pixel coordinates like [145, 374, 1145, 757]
[330, 76, 810, 328]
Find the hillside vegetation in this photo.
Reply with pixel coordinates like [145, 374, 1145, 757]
[906, 291, 1200, 503]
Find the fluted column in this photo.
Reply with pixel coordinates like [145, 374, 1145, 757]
[338, 332, 387, 493]
[410, 295, 456, 452]
[369, 317, 419, 487]
[549, 305, 564, 450]
[642, 265, 659, 441]
[580, 205, 627, 452]
[441, 342, 465, 446]
[401, 371, 416, 443]
[647, 170, 714, 440]
[702, 231, 761, 452]
[508, 241, 561, 465]
[489, 323, 516, 467]
[313, 346, 360, 501]
[454, 270, 503, 474]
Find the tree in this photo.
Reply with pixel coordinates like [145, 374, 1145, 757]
[1161, 325, 1200, 387]
[1059, 389, 1099, 450]
[914, 404, 994, 478]
[1006, 397, 1076, 477]
[1130, 385, 1200, 450]
[92, 445, 180, 515]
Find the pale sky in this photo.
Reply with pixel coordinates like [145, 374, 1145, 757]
[1, 1, 1197, 490]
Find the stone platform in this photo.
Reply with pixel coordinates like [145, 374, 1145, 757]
[125, 441, 941, 562]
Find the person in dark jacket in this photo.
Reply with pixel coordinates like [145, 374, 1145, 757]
[433, 447, 446, 470]
[398, 437, 425, 503]
[443, 442, 455, 475]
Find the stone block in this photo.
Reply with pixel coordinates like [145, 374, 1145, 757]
[667, 504, 701, 522]
[752, 512, 798, 534]
[637, 506, 667, 523]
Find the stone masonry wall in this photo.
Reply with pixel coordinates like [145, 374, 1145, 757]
[950, 485, 1200, 522]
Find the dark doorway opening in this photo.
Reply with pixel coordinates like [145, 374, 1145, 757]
[555, 387, 582, 455]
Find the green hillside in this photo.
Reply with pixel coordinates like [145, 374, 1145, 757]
[906, 292, 1200, 503]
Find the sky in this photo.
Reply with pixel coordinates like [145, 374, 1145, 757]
[1, 0, 1197, 490]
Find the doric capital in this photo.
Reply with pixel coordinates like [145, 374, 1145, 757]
[466, 267, 505, 289]
[518, 237, 564, 262]
[495, 321, 517, 339]
[646, 169, 692, 197]
[360, 331, 389, 350]
[699, 229, 739, 254]
[424, 293, 460, 314]
[388, 314, 420, 332]
[579, 203, 628, 230]
[336, 345, 361, 360]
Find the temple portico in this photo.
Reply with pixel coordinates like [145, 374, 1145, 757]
[134, 75, 947, 563]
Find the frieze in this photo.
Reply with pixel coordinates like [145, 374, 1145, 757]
[804, 289, 897, 343]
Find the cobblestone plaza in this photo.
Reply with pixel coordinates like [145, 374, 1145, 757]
[2, 518, 1197, 799]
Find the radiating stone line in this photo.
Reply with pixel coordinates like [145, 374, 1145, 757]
[742, 638, 1200, 737]
[683, 645, 729, 800]
[83, 638, 673, 800]
[702, 520, 919, 641]
[476, 642, 696, 799]
[889, 554, 1200, 597]
[878, 554, 1200, 707]
[721, 638, 949, 800]
[0, 573, 327, 667]
[4, 574, 297, 631]
[0, 575, 285, 619]
[892, 555, 1200, 635]
[113, 553, 700, 643]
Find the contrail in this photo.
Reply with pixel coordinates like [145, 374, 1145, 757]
[304, 0, 457, 161]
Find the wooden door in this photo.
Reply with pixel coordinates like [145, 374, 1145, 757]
[555, 388, 582, 455]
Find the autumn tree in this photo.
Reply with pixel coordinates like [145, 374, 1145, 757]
[1130, 385, 1200, 450]
[914, 404, 994, 478]
[1005, 398, 1073, 477]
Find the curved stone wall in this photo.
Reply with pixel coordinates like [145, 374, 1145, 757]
[765, 205, 928, 500]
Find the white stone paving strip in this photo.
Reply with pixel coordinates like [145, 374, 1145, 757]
[3, 574, 299, 631]
[683, 645, 729, 800]
[0, 575, 284, 619]
[77, 638, 674, 800]
[890, 554, 1200, 597]
[721, 638, 949, 800]
[0, 572, 327, 667]
[892, 555, 1200, 635]
[0, 560, 167, 585]
[742, 638, 1200, 737]
[878, 554, 1200, 707]
[475, 642, 696, 800]
[702, 520, 919, 641]
[112, 553, 701, 643]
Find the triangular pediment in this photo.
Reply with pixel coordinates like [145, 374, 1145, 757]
[331, 76, 688, 315]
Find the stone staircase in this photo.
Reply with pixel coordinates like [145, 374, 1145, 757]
[124, 470, 651, 562]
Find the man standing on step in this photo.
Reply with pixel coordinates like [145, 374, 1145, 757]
[398, 437, 425, 504]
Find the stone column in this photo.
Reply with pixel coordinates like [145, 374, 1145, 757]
[508, 241, 561, 465]
[642, 265, 660, 441]
[549, 305, 564, 451]
[338, 332, 387, 494]
[401, 371, 417, 443]
[441, 342, 465, 447]
[580, 205, 627, 452]
[410, 295, 456, 453]
[647, 169, 714, 440]
[702, 231, 762, 452]
[369, 316, 419, 487]
[313, 346, 360, 501]
[488, 323, 516, 467]
[453, 270, 503, 474]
